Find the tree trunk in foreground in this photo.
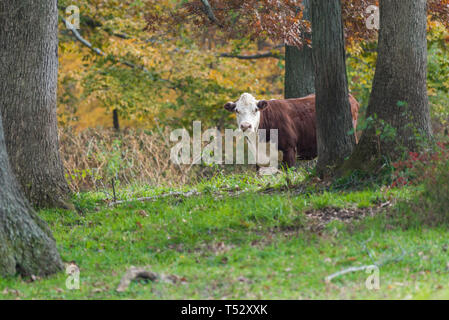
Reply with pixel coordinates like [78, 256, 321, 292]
[343, 0, 431, 173]
[0, 112, 63, 277]
[0, 0, 70, 208]
[311, 0, 356, 176]
[284, 0, 314, 99]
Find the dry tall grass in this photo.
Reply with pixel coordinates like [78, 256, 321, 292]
[59, 127, 189, 192]
[59, 127, 257, 192]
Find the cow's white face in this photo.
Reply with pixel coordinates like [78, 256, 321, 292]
[224, 93, 268, 132]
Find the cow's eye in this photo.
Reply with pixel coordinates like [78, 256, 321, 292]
[235, 110, 240, 114]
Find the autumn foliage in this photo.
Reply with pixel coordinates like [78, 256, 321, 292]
[146, 0, 448, 47]
[391, 138, 449, 188]
[57, 0, 449, 133]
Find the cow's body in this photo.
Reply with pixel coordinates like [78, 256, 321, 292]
[224, 93, 360, 168]
[259, 95, 317, 164]
[258, 94, 359, 167]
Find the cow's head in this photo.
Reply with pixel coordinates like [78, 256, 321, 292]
[224, 93, 268, 132]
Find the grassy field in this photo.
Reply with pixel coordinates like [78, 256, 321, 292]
[1, 171, 448, 300]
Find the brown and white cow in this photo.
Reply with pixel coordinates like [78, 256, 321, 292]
[224, 93, 359, 168]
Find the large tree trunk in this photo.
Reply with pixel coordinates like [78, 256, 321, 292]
[0, 111, 64, 277]
[343, 0, 431, 172]
[0, 0, 70, 208]
[311, 0, 356, 176]
[284, 0, 314, 99]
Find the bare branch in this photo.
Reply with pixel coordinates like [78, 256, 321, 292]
[61, 17, 106, 57]
[200, 0, 223, 28]
[219, 51, 284, 60]
[60, 16, 176, 88]
[61, 17, 145, 69]
[219, 45, 285, 60]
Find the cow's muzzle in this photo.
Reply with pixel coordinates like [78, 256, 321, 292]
[240, 122, 252, 132]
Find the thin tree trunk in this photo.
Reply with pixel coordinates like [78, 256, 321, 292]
[311, 0, 355, 176]
[0, 0, 70, 208]
[0, 111, 63, 277]
[343, 0, 431, 172]
[284, 0, 314, 99]
[113, 109, 120, 131]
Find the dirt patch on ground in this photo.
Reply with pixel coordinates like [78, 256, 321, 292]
[154, 201, 394, 255]
[305, 201, 392, 232]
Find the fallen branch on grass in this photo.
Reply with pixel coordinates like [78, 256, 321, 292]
[109, 190, 201, 206]
[325, 239, 407, 283]
[108, 166, 283, 206]
[325, 265, 378, 283]
[108, 176, 291, 206]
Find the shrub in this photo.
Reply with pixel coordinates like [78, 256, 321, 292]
[392, 135, 449, 227]
[391, 138, 449, 187]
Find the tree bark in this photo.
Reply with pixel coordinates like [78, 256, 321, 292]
[311, 0, 356, 176]
[343, 0, 432, 172]
[284, 0, 315, 99]
[0, 0, 71, 208]
[0, 111, 64, 277]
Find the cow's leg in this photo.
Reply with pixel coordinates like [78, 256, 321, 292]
[282, 148, 296, 169]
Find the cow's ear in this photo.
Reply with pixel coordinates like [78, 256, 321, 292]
[224, 102, 236, 112]
[257, 100, 268, 111]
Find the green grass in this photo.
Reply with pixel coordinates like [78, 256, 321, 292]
[1, 173, 448, 300]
